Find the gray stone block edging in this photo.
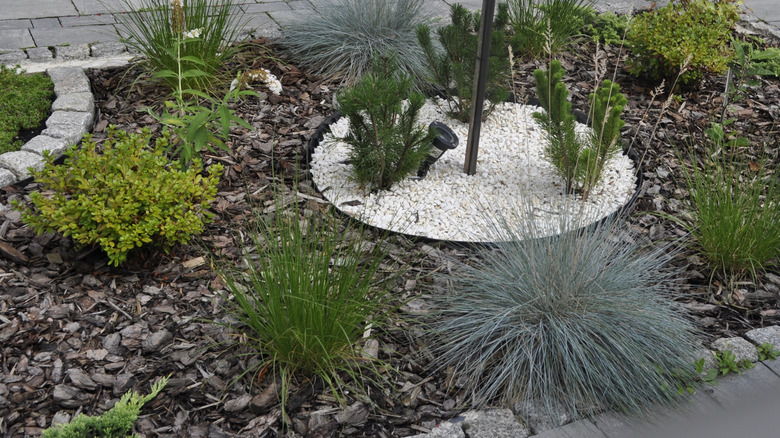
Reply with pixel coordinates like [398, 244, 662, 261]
[410, 326, 780, 438]
[0, 66, 94, 186]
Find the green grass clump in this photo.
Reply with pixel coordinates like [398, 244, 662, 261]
[626, 0, 739, 85]
[16, 127, 222, 266]
[113, 0, 246, 92]
[216, 192, 394, 409]
[507, 0, 592, 58]
[280, 0, 433, 86]
[672, 122, 780, 283]
[0, 65, 54, 153]
[428, 207, 703, 421]
[42, 377, 167, 438]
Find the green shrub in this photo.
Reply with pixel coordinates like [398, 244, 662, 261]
[0, 65, 54, 153]
[216, 189, 394, 409]
[507, 0, 592, 58]
[533, 61, 627, 197]
[533, 60, 584, 193]
[584, 10, 629, 46]
[417, 3, 511, 122]
[583, 79, 627, 197]
[338, 55, 436, 192]
[626, 0, 739, 85]
[113, 0, 246, 92]
[42, 377, 167, 438]
[16, 127, 222, 266]
[280, 0, 433, 86]
[427, 206, 703, 421]
[671, 121, 780, 283]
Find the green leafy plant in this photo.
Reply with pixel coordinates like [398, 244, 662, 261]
[16, 127, 222, 266]
[671, 122, 780, 283]
[146, 28, 257, 168]
[757, 343, 780, 361]
[507, 0, 592, 58]
[215, 189, 395, 412]
[428, 206, 703, 421]
[0, 65, 54, 153]
[280, 0, 433, 86]
[41, 377, 167, 437]
[417, 3, 511, 122]
[715, 350, 754, 375]
[584, 10, 629, 46]
[112, 0, 246, 91]
[626, 0, 739, 85]
[694, 358, 719, 383]
[337, 55, 436, 192]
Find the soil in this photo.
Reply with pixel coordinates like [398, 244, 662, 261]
[1, 33, 779, 437]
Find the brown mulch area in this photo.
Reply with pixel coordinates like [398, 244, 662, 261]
[1, 32, 779, 437]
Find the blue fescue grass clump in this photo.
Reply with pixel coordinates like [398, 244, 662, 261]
[279, 0, 434, 86]
[428, 207, 703, 422]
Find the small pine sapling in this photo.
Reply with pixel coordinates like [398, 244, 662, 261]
[582, 79, 627, 198]
[41, 377, 168, 438]
[417, 3, 511, 122]
[533, 60, 585, 193]
[338, 55, 437, 191]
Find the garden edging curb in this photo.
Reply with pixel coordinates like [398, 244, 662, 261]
[0, 67, 94, 187]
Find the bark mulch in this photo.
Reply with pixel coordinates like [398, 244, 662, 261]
[1, 35, 779, 437]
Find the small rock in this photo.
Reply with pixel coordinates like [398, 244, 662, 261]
[513, 400, 570, 434]
[711, 337, 758, 363]
[51, 411, 71, 426]
[463, 409, 530, 438]
[745, 326, 780, 352]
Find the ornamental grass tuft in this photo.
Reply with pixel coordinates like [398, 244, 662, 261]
[279, 0, 433, 86]
[428, 206, 703, 422]
[215, 189, 395, 409]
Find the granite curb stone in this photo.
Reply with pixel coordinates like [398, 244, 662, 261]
[26, 47, 54, 62]
[0, 151, 47, 180]
[51, 92, 95, 113]
[55, 44, 91, 61]
[21, 135, 70, 157]
[745, 326, 780, 351]
[0, 65, 95, 186]
[711, 337, 759, 362]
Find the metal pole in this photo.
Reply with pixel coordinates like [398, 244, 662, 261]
[464, 0, 496, 175]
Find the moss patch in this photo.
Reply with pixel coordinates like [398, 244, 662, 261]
[0, 65, 55, 154]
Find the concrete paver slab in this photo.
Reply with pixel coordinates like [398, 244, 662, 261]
[60, 15, 117, 27]
[241, 2, 294, 14]
[72, 0, 147, 15]
[0, 19, 33, 30]
[31, 25, 119, 47]
[31, 18, 62, 29]
[1, 0, 78, 20]
[534, 419, 606, 438]
[708, 362, 780, 409]
[0, 29, 34, 51]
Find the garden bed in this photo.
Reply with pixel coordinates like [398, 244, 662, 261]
[1, 25, 779, 438]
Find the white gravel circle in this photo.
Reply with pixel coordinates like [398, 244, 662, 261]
[309, 99, 638, 242]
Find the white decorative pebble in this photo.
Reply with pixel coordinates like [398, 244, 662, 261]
[310, 100, 638, 242]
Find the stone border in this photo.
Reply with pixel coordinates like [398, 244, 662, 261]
[0, 66, 94, 187]
[409, 325, 780, 438]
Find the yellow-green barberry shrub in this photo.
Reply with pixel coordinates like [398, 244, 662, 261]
[626, 0, 739, 85]
[41, 377, 167, 438]
[16, 127, 223, 266]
